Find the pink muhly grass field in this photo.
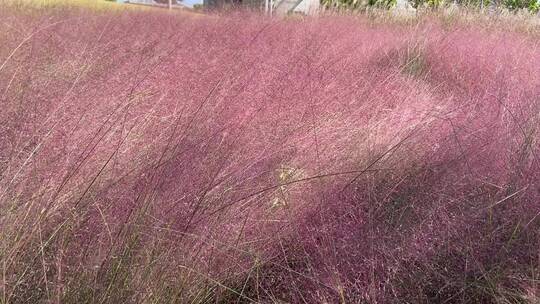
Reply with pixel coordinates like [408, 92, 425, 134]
[0, 5, 539, 303]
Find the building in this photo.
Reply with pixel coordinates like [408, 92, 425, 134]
[116, 0, 156, 3]
[275, 0, 319, 14]
[203, 0, 319, 14]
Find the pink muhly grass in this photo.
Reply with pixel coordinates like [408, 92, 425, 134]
[0, 4, 539, 303]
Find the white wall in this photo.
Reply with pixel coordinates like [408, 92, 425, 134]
[292, 0, 319, 14]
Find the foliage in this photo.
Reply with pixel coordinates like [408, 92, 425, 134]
[504, 0, 540, 12]
[0, 4, 539, 304]
[530, 0, 540, 12]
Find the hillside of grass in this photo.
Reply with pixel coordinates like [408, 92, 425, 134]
[0, 2, 539, 303]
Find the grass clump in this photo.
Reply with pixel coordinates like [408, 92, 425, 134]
[0, 3, 539, 303]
